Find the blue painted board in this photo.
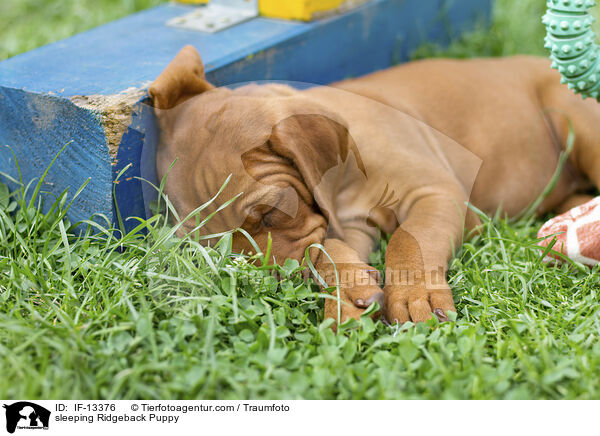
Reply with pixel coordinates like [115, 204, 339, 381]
[0, 0, 492, 232]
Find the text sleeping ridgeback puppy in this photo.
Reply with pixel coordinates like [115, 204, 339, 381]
[149, 45, 600, 325]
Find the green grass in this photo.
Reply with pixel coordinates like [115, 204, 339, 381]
[2, 173, 600, 399]
[0, 0, 166, 61]
[2, 0, 600, 399]
[412, 0, 546, 59]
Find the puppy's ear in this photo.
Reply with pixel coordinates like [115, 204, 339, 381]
[268, 114, 366, 237]
[149, 45, 214, 110]
[269, 114, 365, 188]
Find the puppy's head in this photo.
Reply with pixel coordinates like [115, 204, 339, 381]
[149, 46, 361, 263]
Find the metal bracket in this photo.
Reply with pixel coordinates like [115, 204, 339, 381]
[167, 0, 258, 33]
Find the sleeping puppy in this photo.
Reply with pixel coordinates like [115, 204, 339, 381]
[149, 45, 600, 325]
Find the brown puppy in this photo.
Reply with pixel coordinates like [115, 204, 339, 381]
[149, 45, 600, 325]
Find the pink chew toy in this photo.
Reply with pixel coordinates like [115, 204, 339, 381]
[538, 196, 600, 266]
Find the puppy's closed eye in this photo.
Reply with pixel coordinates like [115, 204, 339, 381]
[262, 210, 277, 228]
[243, 206, 284, 232]
[241, 207, 264, 234]
[262, 208, 293, 228]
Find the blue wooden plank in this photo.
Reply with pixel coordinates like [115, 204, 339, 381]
[209, 0, 492, 85]
[0, 0, 492, 233]
[0, 88, 113, 226]
[0, 4, 309, 96]
[0, 1, 491, 95]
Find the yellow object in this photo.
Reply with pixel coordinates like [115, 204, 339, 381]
[173, 0, 360, 20]
[259, 0, 358, 21]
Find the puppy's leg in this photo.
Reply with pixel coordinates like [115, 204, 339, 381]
[384, 191, 466, 324]
[315, 238, 384, 324]
[555, 194, 595, 214]
[542, 82, 600, 192]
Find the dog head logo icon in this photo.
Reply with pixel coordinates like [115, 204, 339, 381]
[3, 402, 50, 433]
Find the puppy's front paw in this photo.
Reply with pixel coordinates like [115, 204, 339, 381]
[384, 285, 455, 324]
[324, 285, 384, 324]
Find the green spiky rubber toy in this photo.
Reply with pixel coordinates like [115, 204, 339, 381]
[543, 0, 600, 100]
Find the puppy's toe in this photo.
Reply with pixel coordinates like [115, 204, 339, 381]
[430, 290, 455, 322]
[434, 309, 450, 322]
[408, 297, 433, 323]
[385, 298, 410, 324]
[324, 296, 366, 324]
[347, 286, 384, 309]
